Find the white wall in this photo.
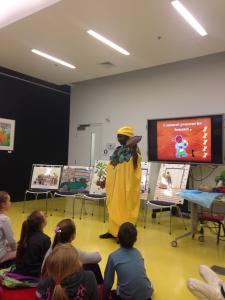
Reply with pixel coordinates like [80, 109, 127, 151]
[69, 52, 225, 188]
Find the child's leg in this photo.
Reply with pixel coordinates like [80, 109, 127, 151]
[199, 265, 223, 287]
[83, 263, 103, 284]
[187, 278, 224, 300]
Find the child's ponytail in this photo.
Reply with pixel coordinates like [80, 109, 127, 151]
[52, 284, 68, 300]
[46, 244, 82, 299]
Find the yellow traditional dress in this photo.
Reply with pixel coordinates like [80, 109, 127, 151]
[106, 148, 141, 237]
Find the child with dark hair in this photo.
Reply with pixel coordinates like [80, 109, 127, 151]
[0, 191, 17, 267]
[15, 210, 51, 277]
[42, 219, 102, 284]
[37, 244, 100, 300]
[103, 222, 153, 300]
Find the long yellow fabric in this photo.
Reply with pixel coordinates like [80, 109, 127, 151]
[106, 155, 142, 237]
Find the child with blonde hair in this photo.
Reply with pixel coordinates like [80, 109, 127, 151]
[42, 219, 102, 284]
[37, 244, 100, 300]
[0, 191, 16, 267]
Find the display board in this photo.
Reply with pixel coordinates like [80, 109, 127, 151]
[154, 163, 190, 204]
[89, 160, 109, 195]
[59, 166, 92, 193]
[30, 164, 63, 190]
[141, 162, 151, 200]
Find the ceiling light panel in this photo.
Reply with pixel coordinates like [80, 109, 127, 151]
[171, 0, 207, 36]
[31, 49, 76, 69]
[87, 30, 130, 55]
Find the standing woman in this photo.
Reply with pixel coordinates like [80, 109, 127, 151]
[100, 126, 142, 238]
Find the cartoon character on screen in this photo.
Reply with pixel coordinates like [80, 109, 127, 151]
[175, 135, 188, 158]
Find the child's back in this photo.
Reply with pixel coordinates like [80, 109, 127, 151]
[103, 222, 153, 300]
[37, 244, 100, 300]
[15, 211, 50, 277]
[104, 247, 152, 300]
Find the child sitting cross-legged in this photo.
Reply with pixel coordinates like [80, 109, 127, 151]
[36, 243, 100, 300]
[42, 219, 103, 284]
[15, 210, 51, 277]
[0, 191, 17, 268]
[103, 222, 153, 300]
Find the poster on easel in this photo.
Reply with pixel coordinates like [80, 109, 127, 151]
[30, 164, 63, 191]
[154, 163, 190, 204]
[89, 160, 109, 195]
[59, 166, 92, 193]
[141, 162, 151, 200]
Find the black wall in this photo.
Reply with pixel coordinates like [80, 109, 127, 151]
[0, 67, 70, 201]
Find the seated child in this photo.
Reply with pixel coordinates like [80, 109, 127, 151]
[187, 265, 225, 300]
[103, 222, 153, 300]
[42, 218, 102, 283]
[37, 243, 100, 300]
[15, 210, 51, 277]
[0, 191, 17, 267]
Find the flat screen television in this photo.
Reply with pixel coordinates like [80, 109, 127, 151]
[147, 115, 224, 164]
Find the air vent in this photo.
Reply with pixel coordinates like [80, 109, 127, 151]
[98, 61, 115, 68]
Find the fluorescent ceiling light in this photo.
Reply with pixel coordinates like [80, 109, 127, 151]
[0, 0, 61, 29]
[171, 0, 207, 36]
[31, 49, 76, 69]
[87, 30, 130, 55]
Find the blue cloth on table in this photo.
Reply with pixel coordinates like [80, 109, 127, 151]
[179, 190, 222, 208]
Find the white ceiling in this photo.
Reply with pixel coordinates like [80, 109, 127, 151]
[0, 0, 225, 85]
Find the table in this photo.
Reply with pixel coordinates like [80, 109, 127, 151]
[171, 190, 225, 247]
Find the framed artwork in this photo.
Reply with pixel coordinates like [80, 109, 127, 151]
[141, 162, 151, 200]
[30, 164, 63, 190]
[154, 163, 190, 204]
[0, 118, 15, 151]
[59, 166, 92, 193]
[89, 160, 109, 195]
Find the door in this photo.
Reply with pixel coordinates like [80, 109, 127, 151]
[74, 124, 102, 166]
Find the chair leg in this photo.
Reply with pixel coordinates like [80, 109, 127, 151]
[80, 198, 84, 220]
[169, 207, 172, 235]
[72, 197, 75, 219]
[158, 208, 162, 224]
[22, 192, 27, 213]
[143, 202, 148, 229]
[217, 222, 221, 245]
[45, 193, 48, 215]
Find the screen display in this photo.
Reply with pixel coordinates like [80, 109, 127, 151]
[148, 115, 223, 164]
[157, 117, 211, 162]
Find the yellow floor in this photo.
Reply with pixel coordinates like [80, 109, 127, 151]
[7, 198, 225, 300]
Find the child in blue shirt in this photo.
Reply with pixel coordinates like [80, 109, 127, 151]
[103, 222, 153, 300]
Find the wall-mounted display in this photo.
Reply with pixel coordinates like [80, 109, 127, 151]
[0, 118, 15, 151]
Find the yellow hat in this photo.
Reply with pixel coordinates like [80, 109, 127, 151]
[117, 126, 134, 137]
